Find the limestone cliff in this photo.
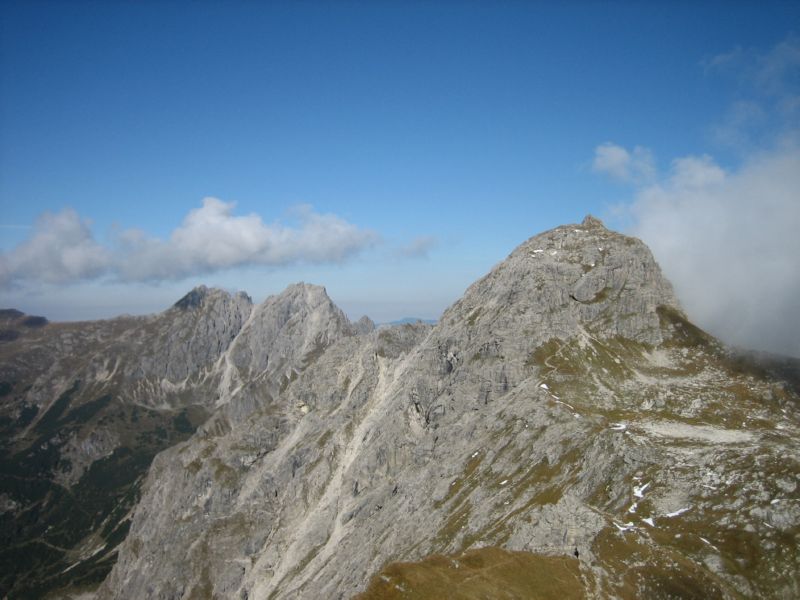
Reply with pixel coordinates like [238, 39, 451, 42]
[0, 283, 357, 597]
[93, 218, 800, 599]
[2, 218, 798, 599]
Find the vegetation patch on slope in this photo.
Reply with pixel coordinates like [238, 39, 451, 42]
[354, 546, 587, 600]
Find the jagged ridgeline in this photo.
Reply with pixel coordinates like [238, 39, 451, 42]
[1, 217, 798, 599]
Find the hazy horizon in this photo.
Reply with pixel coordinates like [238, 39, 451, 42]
[2, 2, 798, 357]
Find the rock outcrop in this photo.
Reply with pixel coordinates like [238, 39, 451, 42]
[0, 284, 357, 597]
[3, 218, 799, 599]
[97, 218, 799, 599]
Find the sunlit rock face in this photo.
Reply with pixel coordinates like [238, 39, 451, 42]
[4, 217, 799, 599]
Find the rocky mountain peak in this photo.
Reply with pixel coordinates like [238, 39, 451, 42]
[233, 284, 350, 366]
[119, 286, 253, 387]
[255, 283, 349, 334]
[281, 281, 333, 304]
[172, 284, 252, 313]
[0, 310, 49, 343]
[394, 221, 684, 447]
[443, 220, 678, 351]
[0, 308, 25, 323]
[354, 315, 376, 334]
[172, 284, 210, 310]
[6, 220, 800, 600]
[581, 213, 606, 228]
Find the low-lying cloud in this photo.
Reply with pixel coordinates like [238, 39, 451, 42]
[0, 198, 377, 287]
[600, 143, 800, 358]
[397, 235, 438, 259]
[0, 209, 111, 286]
[596, 36, 800, 358]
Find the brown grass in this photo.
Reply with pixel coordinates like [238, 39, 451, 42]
[354, 547, 587, 600]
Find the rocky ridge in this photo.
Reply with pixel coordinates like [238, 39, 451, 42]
[94, 217, 800, 599]
[0, 282, 365, 597]
[2, 216, 798, 599]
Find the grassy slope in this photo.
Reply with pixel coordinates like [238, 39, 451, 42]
[355, 547, 587, 600]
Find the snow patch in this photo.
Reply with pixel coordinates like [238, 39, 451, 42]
[700, 536, 719, 551]
[641, 421, 755, 444]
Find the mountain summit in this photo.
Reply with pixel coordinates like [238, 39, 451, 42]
[2, 219, 799, 599]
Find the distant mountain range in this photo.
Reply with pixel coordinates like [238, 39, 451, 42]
[383, 317, 438, 326]
[1, 216, 798, 599]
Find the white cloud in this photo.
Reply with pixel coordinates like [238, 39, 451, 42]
[704, 36, 800, 150]
[592, 142, 655, 184]
[753, 35, 800, 97]
[0, 199, 378, 287]
[703, 35, 800, 94]
[701, 46, 744, 73]
[611, 144, 800, 357]
[398, 235, 438, 259]
[667, 155, 726, 189]
[711, 100, 766, 149]
[0, 209, 111, 287]
[600, 37, 800, 358]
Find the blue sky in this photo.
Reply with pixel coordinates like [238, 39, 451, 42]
[1, 2, 799, 355]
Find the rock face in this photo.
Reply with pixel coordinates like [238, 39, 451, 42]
[4, 217, 800, 599]
[130, 285, 253, 384]
[92, 218, 799, 600]
[0, 283, 358, 598]
[0, 287, 249, 597]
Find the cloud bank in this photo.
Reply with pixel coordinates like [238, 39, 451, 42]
[598, 142, 800, 358]
[592, 143, 656, 184]
[596, 37, 800, 358]
[0, 199, 377, 287]
[0, 209, 111, 286]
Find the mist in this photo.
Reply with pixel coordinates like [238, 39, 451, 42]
[626, 147, 800, 358]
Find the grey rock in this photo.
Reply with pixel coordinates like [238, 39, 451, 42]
[353, 316, 376, 335]
[99, 219, 800, 599]
[0, 283, 361, 598]
[6, 218, 800, 600]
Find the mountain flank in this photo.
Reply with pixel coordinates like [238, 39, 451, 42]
[2, 216, 799, 599]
